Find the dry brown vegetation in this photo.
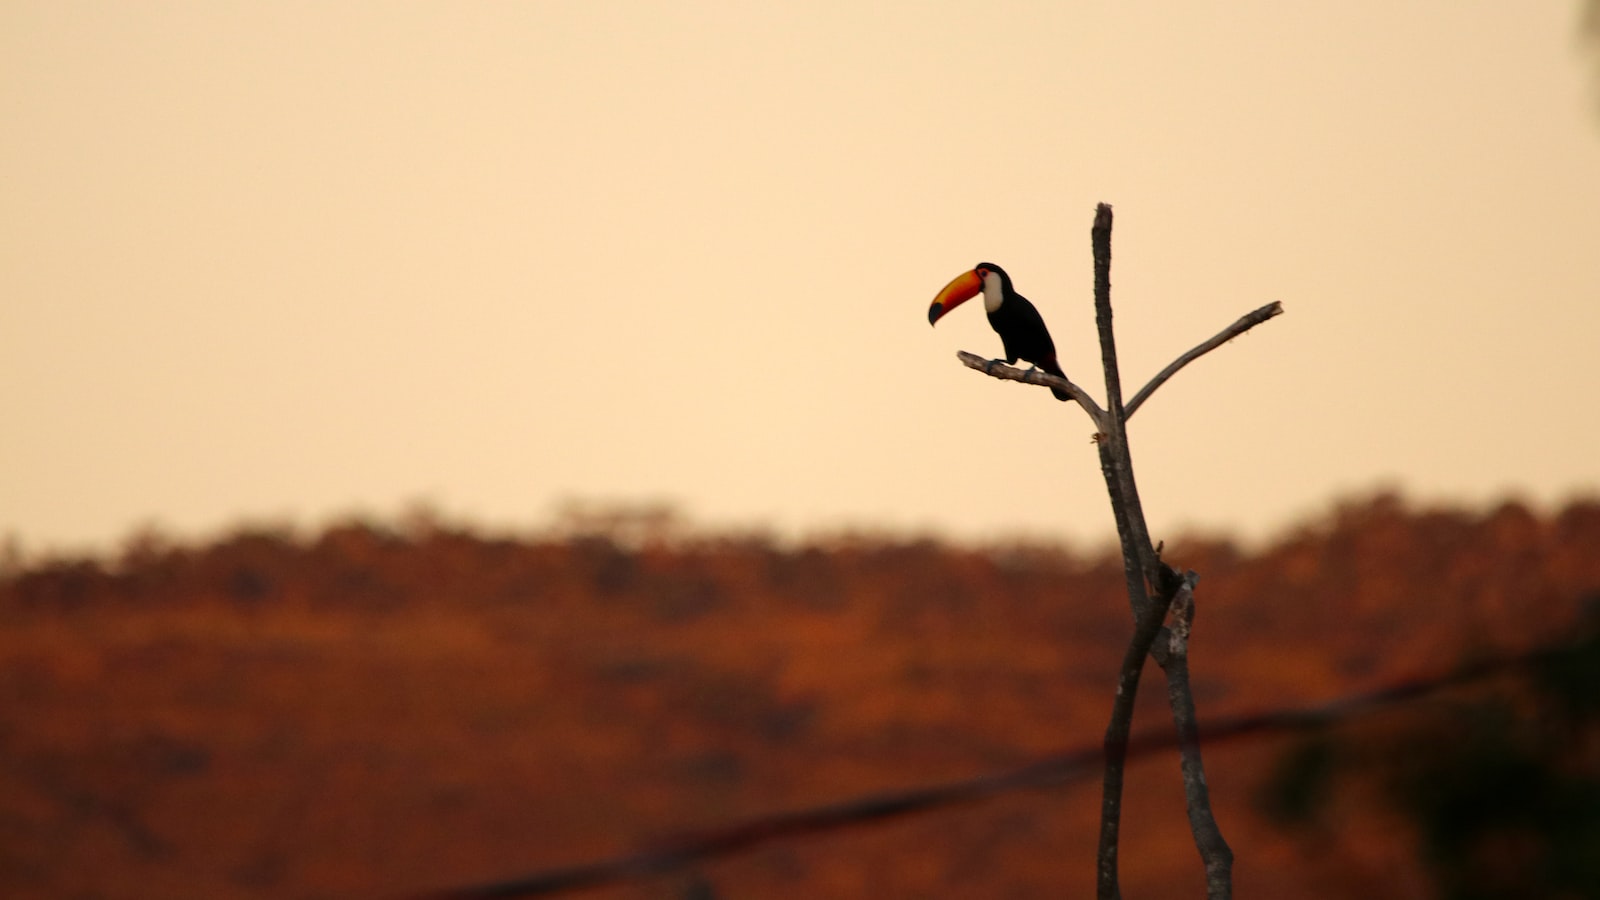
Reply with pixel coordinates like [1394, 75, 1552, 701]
[3, 493, 1598, 899]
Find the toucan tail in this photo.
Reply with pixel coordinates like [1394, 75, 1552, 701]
[1040, 358, 1072, 402]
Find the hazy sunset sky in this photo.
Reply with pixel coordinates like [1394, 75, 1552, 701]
[4, 2, 1599, 555]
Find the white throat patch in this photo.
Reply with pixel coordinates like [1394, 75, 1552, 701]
[981, 271, 1005, 313]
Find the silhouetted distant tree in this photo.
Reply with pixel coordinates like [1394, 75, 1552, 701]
[1583, 2, 1600, 119]
[1262, 601, 1600, 899]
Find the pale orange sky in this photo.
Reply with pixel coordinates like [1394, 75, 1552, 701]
[3, 2, 1599, 555]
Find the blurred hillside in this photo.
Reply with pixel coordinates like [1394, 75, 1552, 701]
[2, 493, 1598, 899]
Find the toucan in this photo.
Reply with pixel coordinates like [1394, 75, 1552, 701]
[928, 262, 1071, 401]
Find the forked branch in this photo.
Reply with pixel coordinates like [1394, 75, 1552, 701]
[952, 204, 1264, 900]
[958, 303, 1283, 425]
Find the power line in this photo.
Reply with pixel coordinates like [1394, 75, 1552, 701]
[414, 640, 1573, 900]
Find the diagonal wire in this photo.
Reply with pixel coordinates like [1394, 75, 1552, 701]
[414, 640, 1572, 900]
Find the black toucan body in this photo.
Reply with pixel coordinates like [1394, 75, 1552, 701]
[927, 262, 1071, 401]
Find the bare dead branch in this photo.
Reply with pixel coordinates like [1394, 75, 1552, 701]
[1097, 568, 1182, 900]
[955, 351, 1109, 430]
[1125, 301, 1284, 419]
[1092, 204, 1126, 422]
[1090, 204, 1163, 900]
[1090, 203, 1161, 620]
[1160, 573, 1234, 898]
[946, 203, 1261, 900]
[1086, 203, 1240, 900]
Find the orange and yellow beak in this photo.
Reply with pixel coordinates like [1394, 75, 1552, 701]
[928, 268, 983, 326]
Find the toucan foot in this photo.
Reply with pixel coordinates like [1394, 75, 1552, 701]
[983, 359, 1004, 375]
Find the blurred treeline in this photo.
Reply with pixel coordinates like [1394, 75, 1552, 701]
[1, 493, 1596, 898]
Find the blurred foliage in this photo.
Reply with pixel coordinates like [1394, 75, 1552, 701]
[3, 493, 1600, 898]
[1262, 601, 1600, 899]
[1585, 1, 1600, 121]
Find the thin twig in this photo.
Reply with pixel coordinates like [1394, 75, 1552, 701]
[1125, 301, 1283, 419]
[954, 351, 1108, 429]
